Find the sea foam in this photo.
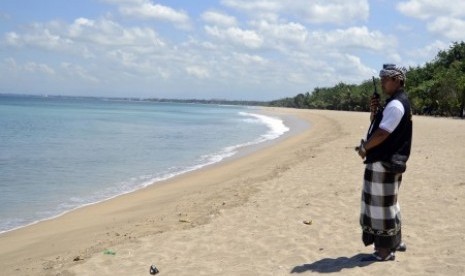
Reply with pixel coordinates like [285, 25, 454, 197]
[0, 99, 290, 234]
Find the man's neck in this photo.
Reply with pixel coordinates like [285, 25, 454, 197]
[388, 88, 403, 98]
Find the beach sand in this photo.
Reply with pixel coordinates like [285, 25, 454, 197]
[0, 109, 464, 275]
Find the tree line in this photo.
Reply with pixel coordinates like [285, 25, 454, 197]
[269, 41, 465, 118]
[146, 98, 268, 106]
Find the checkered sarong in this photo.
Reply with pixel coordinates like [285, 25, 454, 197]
[360, 162, 402, 237]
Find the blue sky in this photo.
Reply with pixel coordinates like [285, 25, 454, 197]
[0, 0, 463, 100]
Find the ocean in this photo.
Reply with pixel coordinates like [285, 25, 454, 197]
[0, 95, 289, 234]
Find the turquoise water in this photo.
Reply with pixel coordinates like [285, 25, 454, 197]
[0, 95, 289, 233]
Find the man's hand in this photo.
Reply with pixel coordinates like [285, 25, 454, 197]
[355, 139, 367, 159]
[370, 95, 380, 113]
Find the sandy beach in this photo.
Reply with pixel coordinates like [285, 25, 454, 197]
[1, 108, 464, 275]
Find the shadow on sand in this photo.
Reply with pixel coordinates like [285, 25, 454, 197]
[291, 253, 376, 273]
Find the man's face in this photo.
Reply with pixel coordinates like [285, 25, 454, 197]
[381, 77, 401, 96]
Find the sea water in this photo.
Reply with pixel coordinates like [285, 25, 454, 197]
[0, 95, 289, 233]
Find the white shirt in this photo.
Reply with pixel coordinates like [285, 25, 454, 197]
[379, 99, 405, 133]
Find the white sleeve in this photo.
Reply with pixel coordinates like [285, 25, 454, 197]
[379, 100, 404, 133]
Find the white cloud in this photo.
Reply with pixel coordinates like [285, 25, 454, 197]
[245, 49, 377, 88]
[221, 0, 369, 24]
[397, 0, 465, 19]
[67, 18, 165, 47]
[319, 53, 375, 84]
[5, 32, 20, 46]
[61, 62, 99, 83]
[201, 11, 237, 27]
[292, 0, 369, 24]
[397, 0, 465, 40]
[3, 58, 55, 75]
[5, 26, 72, 51]
[3, 57, 21, 73]
[101, 0, 145, 4]
[186, 66, 210, 79]
[427, 17, 465, 40]
[4, 18, 165, 58]
[205, 26, 263, 49]
[24, 62, 55, 75]
[406, 40, 450, 64]
[220, 0, 280, 13]
[2, 17, 173, 83]
[310, 26, 397, 52]
[251, 20, 308, 48]
[286, 72, 308, 84]
[340, 54, 376, 77]
[120, 3, 187, 22]
[204, 21, 396, 58]
[106, 0, 191, 29]
[233, 52, 267, 65]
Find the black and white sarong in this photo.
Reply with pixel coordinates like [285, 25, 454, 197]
[360, 161, 402, 249]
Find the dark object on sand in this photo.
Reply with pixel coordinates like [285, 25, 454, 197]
[361, 251, 395, 262]
[395, 242, 407, 252]
[150, 264, 160, 275]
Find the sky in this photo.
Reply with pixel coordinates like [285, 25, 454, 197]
[0, 0, 463, 100]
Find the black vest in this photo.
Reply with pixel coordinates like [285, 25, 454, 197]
[365, 90, 412, 164]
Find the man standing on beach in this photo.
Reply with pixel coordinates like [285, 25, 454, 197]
[356, 64, 412, 261]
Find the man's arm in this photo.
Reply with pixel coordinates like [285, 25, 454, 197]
[364, 128, 390, 151]
[366, 101, 404, 151]
[356, 128, 390, 158]
[357, 100, 404, 159]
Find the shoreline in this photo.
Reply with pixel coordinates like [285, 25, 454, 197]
[0, 107, 315, 274]
[0, 107, 304, 236]
[1, 109, 464, 275]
